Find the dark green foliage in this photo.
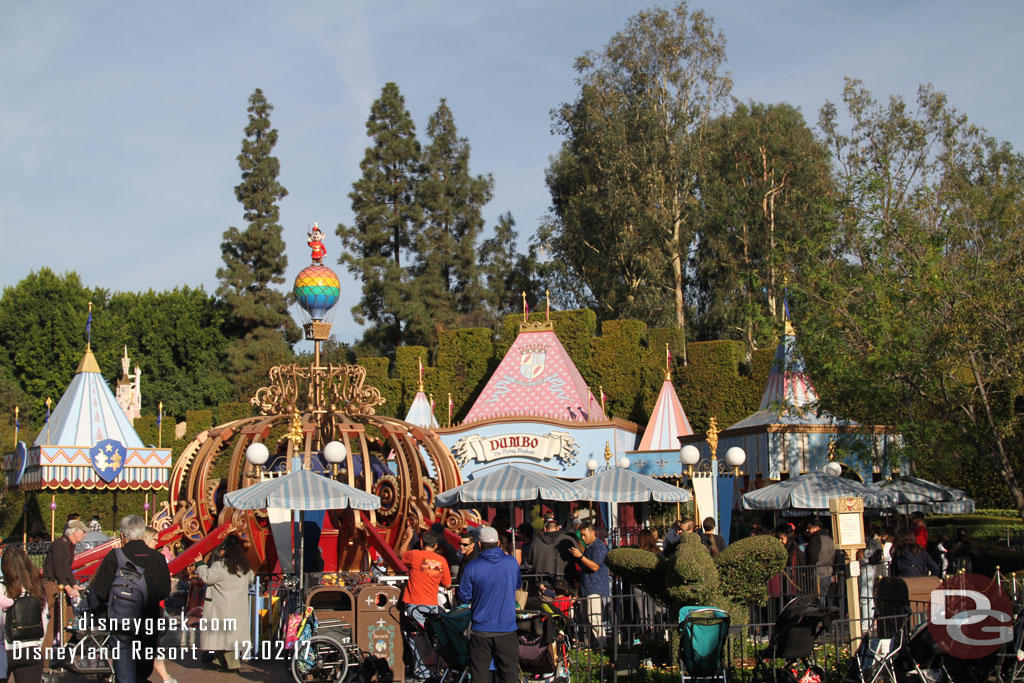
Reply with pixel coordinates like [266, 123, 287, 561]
[676, 342, 772, 432]
[592, 320, 649, 421]
[436, 328, 493, 424]
[479, 212, 542, 321]
[666, 534, 721, 605]
[216, 89, 298, 348]
[606, 548, 667, 598]
[714, 534, 787, 607]
[357, 357, 400, 418]
[695, 102, 833, 358]
[134, 415, 175, 449]
[337, 83, 421, 357]
[185, 410, 213, 436]
[543, 2, 731, 340]
[216, 402, 252, 425]
[106, 287, 233, 416]
[408, 99, 494, 344]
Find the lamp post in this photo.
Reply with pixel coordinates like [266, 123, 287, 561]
[679, 418, 746, 543]
[323, 440, 347, 478]
[245, 442, 270, 480]
[585, 451, 631, 527]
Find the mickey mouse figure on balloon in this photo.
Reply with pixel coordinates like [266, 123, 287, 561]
[308, 222, 326, 264]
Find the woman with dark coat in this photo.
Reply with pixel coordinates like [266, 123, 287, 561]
[890, 530, 939, 578]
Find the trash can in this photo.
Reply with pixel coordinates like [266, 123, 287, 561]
[355, 583, 404, 680]
[306, 586, 355, 645]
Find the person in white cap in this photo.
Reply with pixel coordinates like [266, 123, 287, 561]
[457, 525, 521, 682]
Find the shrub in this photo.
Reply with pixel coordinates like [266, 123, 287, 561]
[666, 534, 720, 605]
[715, 534, 787, 607]
[606, 548, 667, 599]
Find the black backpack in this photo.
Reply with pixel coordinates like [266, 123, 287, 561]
[107, 548, 148, 623]
[5, 590, 44, 642]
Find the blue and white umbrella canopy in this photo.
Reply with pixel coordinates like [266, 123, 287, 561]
[877, 476, 974, 514]
[434, 464, 580, 507]
[741, 472, 899, 511]
[224, 469, 381, 511]
[570, 467, 691, 503]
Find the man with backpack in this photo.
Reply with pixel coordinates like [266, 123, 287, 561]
[91, 515, 171, 683]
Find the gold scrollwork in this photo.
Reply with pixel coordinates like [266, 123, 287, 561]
[250, 363, 385, 417]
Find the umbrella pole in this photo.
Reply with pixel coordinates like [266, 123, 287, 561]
[298, 510, 304, 593]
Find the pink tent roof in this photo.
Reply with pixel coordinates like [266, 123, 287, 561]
[637, 377, 693, 451]
[463, 326, 606, 423]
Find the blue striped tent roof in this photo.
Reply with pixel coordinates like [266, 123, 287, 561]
[37, 349, 144, 448]
[569, 466, 690, 503]
[741, 472, 898, 511]
[434, 464, 580, 507]
[878, 476, 967, 503]
[224, 469, 381, 511]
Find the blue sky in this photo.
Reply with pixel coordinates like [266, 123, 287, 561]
[2, 2, 1021, 345]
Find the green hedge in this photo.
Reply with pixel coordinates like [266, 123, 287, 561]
[715, 534, 787, 607]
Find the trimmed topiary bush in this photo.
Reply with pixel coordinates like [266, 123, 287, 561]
[715, 534, 787, 607]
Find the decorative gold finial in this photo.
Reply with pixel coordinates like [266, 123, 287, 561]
[522, 291, 528, 323]
[87, 301, 93, 350]
[828, 438, 837, 459]
[604, 441, 612, 467]
[665, 343, 672, 381]
[545, 290, 550, 321]
[418, 356, 424, 392]
[707, 417, 720, 459]
[285, 408, 305, 454]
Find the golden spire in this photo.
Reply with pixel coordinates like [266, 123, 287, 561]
[522, 291, 528, 323]
[76, 348, 101, 374]
[545, 290, 550, 321]
[665, 343, 672, 381]
[86, 301, 92, 350]
[707, 416, 720, 459]
[285, 408, 305, 453]
[604, 441, 612, 468]
[418, 356, 424, 392]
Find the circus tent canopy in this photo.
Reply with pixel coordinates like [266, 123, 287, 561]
[636, 373, 693, 452]
[405, 390, 438, 429]
[3, 347, 172, 491]
[676, 321, 899, 482]
[463, 322, 606, 423]
[436, 319, 638, 480]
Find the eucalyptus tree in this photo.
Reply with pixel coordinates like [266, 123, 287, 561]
[543, 1, 732, 363]
[793, 79, 1024, 516]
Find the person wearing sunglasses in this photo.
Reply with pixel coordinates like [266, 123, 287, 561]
[459, 531, 479, 568]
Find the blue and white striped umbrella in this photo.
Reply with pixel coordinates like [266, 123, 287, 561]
[878, 476, 967, 504]
[434, 465, 580, 507]
[224, 469, 381, 511]
[741, 472, 899, 511]
[569, 467, 691, 503]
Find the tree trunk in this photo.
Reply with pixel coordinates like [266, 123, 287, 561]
[968, 351, 1024, 521]
[671, 217, 687, 366]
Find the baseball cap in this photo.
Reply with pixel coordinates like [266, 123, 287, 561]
[67, 520, 88, 533]
[478, 526, 500, 544]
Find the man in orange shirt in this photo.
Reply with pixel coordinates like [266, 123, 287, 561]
[401, 529, 451, 680]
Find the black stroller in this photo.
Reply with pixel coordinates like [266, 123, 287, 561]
[45, 588, 116, 683]
[753, 595, 837, 683]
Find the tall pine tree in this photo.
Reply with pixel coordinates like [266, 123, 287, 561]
[479, 211, 540, 319]
[409, 99, 494, 343]
[337, 83, 421, 357]
[216, 89, 297, 395]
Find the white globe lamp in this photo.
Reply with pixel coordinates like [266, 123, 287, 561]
[824, 461, 843, 477]
[245, 442, 269, 466]
[618, 456, 631, 469]
[725, 446, 746, 468]
[586, 458, 599, 474]
[324, 440, 347, 476]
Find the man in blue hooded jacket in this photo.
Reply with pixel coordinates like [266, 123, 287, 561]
[457, 525, 521, 682]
